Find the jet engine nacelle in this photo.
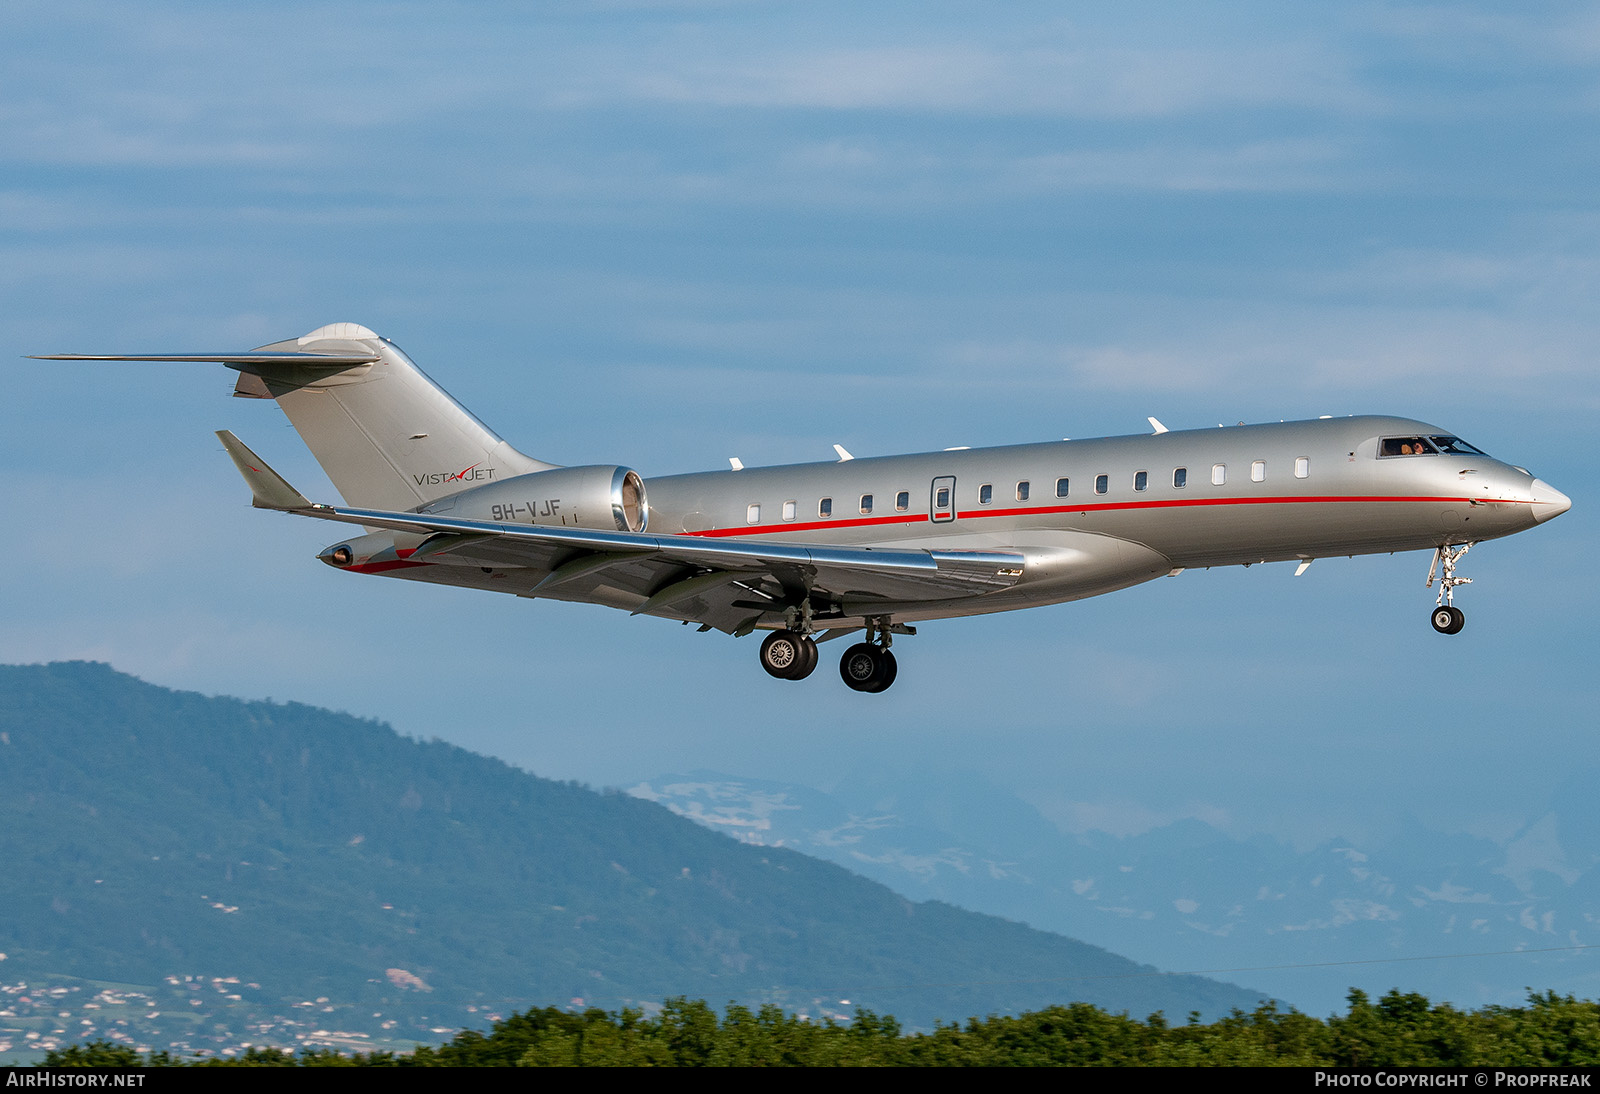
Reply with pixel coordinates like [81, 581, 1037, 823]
[421, 465, 649, 533]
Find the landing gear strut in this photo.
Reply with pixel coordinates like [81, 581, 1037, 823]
[758, 597, 824, 680]
[839, 618, 899, 693]
[1426, 543, 1472, 635]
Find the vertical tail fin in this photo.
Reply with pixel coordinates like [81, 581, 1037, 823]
[231, 324, 552, 510]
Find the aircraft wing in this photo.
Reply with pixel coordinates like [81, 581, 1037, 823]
[217, 431, 1024, 633]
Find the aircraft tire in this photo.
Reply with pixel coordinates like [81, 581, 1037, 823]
[789, 637, 819, 680]
[866, 649, 898, 692]
[1430, 606, 1465, 635]
[760, 631, 810, 678]
[839, 643, 891, 692]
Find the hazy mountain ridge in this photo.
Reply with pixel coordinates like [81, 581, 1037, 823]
[630, 772, 1600, 1012]
[0, 662, 1266, 1056]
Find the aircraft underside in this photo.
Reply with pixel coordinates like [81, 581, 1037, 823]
[343, 532, 1177, 691]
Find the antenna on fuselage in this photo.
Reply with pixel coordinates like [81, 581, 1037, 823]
[729, 457, 744, 471]
[1147, 417, 1168, 434]
[833, 444, 855, 462]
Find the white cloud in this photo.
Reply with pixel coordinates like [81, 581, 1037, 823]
[932, 299, 1600, 408]
[1416, 881, 1493, 904]
[1011, 137, 1355, 194]
[1031, 795, 1235, 839]
[1367, 4, 1600, 67]
[1279, 899, 1400, 932]
[581, 35, 1370, 119]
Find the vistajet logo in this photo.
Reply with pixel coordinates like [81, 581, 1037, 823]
[414, 464, 497, 487]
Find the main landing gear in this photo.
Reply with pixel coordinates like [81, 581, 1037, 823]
[759, 630, 819, 680]
[839, 643, 896, 693]
[838, 618, 902, 693]
[1426, 543, 1472, 635]
[757, 616, 906, 692]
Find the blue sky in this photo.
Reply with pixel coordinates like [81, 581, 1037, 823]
[5, 0, 1596, 980]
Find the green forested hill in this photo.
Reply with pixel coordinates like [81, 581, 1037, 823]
[0, 662, 1265, 1035]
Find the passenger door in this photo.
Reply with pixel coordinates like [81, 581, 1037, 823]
[930, 476, 956, 523]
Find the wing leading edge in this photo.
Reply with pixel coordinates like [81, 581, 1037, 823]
[216, 431, 1025, 632]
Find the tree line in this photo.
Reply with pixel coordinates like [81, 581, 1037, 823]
[42, 989, 1600, 1066]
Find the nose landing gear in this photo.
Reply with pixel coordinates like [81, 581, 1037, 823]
[1427, 543, 1473, 635]
[1431, 604, 1465, 635]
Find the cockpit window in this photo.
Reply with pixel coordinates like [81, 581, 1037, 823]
[1429, 435, 1487, 456]
[1380, 436, 1437, 457]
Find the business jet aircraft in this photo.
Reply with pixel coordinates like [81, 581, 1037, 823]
[36, 323, 1571, 693]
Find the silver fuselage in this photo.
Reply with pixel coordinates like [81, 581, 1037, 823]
[357, 413, 1564, 626]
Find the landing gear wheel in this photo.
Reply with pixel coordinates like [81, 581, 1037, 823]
[873, 650, 897, 692]
[760, 631, 811, 679]
[1430, 605, 1465, 635]
[789, 636, 819, 680]
[839, 643, 896, 692]
[839, 643, 880, 691]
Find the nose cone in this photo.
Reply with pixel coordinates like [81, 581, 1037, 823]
[1530, 479, 1572, 524]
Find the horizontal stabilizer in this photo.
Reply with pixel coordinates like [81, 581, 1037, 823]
[36, 323, 552, 512]
[29, 351, 378, 367]
[216, 431, 315, 511]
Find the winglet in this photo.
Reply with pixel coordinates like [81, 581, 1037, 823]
[216, 430, 314, 510]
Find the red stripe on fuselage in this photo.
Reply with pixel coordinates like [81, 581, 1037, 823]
[680, 493, 1507, 539]
[338, 493, 1522, 572]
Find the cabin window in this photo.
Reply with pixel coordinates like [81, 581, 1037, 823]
[747, 504, 761, 524]
[1134, 471, 1148, 492]
[859, 494, 873, 515]
[1173, 467, 1188, 488]
[1295, 457, 1309, 479]
[1016, 481, 1030, 502]
[895, 490, 910, 511]
[979, 483, 993, 505]
[1251, 460, 1266, 483]
[1056, 477, 1070, 498]
[935, 486, 951, 508]
[1094, 474, 1108, 495]
[782, 500, 796, 521]
[819, 497, 833, 518]
[1212, 464, 1226, 485]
